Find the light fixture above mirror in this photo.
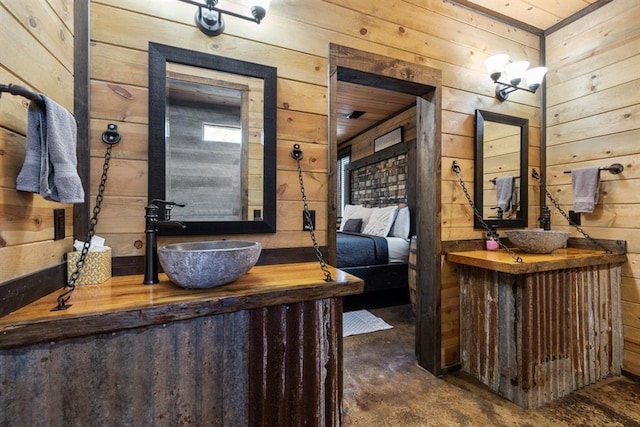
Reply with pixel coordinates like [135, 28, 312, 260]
[484, 54, 547, 102]
[178, 0, 271, 36]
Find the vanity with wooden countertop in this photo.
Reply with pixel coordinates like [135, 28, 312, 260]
[0, 262, 363, 426]
[447, 247, 626, 409]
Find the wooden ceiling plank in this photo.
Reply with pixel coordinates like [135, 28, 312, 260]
[464, 0, 562, 29]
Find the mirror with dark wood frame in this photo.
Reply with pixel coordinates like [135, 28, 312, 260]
[474, 109, 528, 229]
[148, 43, 277, 235]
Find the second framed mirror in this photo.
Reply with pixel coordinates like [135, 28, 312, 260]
[474, 109, 528, 229]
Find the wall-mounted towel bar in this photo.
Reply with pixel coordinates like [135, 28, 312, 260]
[0, 83, 44, 108]
[563, 163, 624, 175]
[489, 176, 520, 184]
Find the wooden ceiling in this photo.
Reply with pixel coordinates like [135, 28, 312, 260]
[336, 81, 416, 145]
[336, 0, 603, 146]
[462, 0, 599, 31]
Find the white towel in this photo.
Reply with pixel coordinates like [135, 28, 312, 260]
[495, 176, 516, 214]
[16, 95, 84, 203]
[572, 167, 600, 213]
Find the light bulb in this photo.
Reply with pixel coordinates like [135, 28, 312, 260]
[504, 61, 529, 85]
[484, 54, 509, 82]
[525, 67, 548, 91]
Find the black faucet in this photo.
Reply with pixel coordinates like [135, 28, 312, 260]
[143, 199, 186, 284]
[490, 206, 504, 219]
[538, 206, 551, 231]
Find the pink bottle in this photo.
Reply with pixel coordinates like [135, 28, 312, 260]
[485, 239, 499, 250]
[486, 228, 499, 250]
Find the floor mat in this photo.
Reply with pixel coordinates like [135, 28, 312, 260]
[343, 309, 393, 337]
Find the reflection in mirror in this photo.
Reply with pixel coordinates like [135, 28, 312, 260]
[148, 43, 276, 235]
[474, 110, 528, 229]
[482, 121, 520, 219]
[165, 64, 264, 221]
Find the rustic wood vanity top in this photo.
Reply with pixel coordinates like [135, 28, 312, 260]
[447, 247, 626, 275]
[0, 262, 363, 349]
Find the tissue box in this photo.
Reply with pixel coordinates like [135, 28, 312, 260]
[66, 248, 112, 285]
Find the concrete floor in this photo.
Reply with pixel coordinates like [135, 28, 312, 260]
[342, 304, 640, 426]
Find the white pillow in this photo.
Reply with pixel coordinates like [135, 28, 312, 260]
[390, 206, 410, 239]
[362, 206, 398, 237]
[340, 204, 373, 231]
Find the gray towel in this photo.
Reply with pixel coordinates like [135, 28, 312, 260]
[16, 95, 84, 203]
[16, 102, 44, 194]
[572, 167, 600, 213]
[495, 176, 516, 214]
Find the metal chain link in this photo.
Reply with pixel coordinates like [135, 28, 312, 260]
[292, 146, 332, 282]
[54, 144, 114, 311]
[452, 161, 523, 263]
[531, 169, 611, 253]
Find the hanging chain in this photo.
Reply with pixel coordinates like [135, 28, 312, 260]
[452, 161, 523, 263]
[53, 125, 120, 311]
[291, 144, 332, 282]
[531, 169, 611, 253]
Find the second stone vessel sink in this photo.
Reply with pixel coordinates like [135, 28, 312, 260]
[505, 229, 570, 254]
[158, 240, 262, 289]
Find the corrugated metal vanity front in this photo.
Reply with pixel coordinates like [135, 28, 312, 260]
[0, 262, 363, 426]
[447, 247, 626, 409]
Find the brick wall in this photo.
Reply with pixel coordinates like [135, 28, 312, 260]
[350, 153, 407, 207]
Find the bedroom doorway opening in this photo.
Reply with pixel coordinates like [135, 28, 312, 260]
[329, 44, 443, 375]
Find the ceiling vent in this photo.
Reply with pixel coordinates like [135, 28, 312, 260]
[346, 110, 365, 119]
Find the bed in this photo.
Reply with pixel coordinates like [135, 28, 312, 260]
[337, 204, 412, 296]
[336, 140, 416, 305]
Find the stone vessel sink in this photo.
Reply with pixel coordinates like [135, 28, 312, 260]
[505, 229, 570, 254]
[158, 240, 262, 289]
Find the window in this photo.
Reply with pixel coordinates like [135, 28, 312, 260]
[203, 123, 242, 143]
[337, 150, 351, 220]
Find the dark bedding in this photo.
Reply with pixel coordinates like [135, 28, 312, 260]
[336, 232, 388, 268]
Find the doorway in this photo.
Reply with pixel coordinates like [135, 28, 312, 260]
[328, 44, 443, 374]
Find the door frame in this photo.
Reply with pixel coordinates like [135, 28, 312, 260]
[328, 44, 443, 374]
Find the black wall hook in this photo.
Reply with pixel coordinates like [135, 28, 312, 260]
[102, 123, 121, 144]
[291, 143, 304, 161]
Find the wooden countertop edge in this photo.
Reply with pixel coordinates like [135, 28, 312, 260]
[0, 267, 364, 350]
[0, 284, 361, 350]
[446, 250, 627, 274]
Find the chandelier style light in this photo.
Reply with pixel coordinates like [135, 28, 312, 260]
[484, 54, 548, 101]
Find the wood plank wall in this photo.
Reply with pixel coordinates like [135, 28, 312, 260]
[1, 0, 543, 369]
[89, 0, 330, 255]
[544, 0, 640, 377]
[90, 0, 541, 369]
[0, 0, 75, 285]
[2, 1, 633, 378]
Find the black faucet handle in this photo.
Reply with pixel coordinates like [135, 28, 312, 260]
[538, 206, 552, 230]
[148, 200, 185, 220]
[490, 206, 504, 219]
[149, 199, 186, 207]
